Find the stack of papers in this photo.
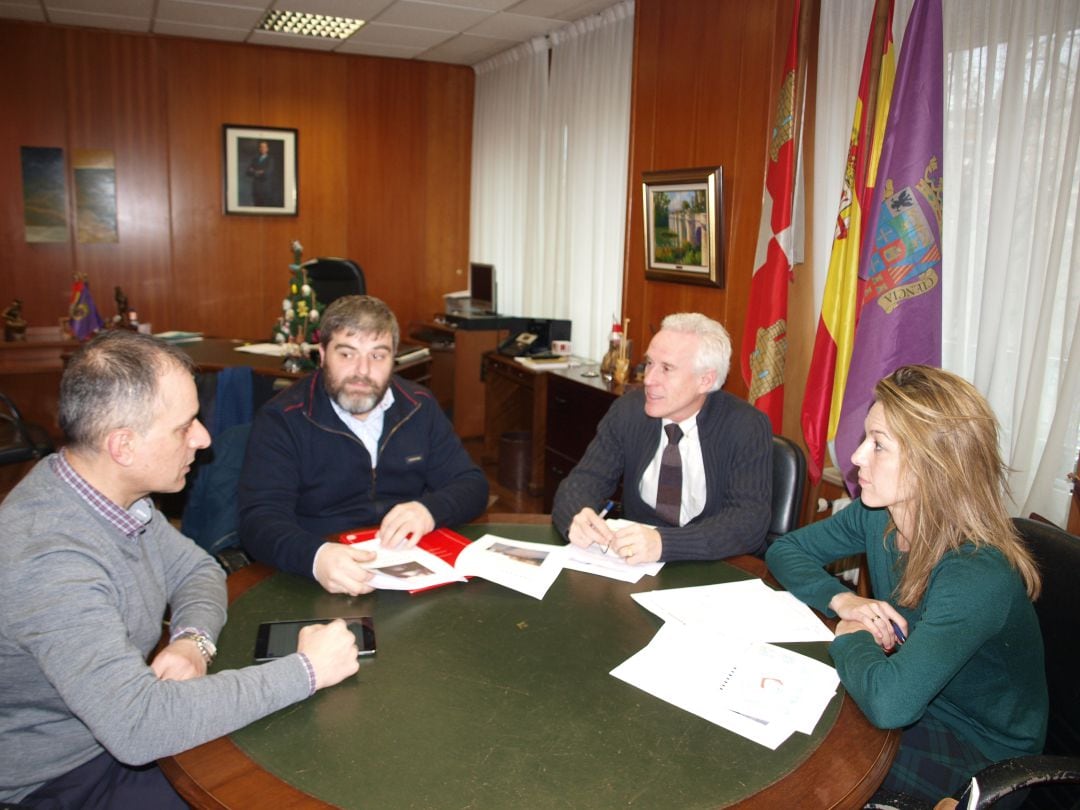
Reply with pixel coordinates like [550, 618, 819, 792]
[611, 624, 839, 749]
[612, 579, 838, 748]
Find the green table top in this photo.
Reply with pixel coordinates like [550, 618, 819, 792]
[213, 524, 841, 809]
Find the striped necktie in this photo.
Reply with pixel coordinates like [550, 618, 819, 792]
[655, 423, 683, 525]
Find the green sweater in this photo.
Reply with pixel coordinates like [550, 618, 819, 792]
[765, 500, 1046, 762]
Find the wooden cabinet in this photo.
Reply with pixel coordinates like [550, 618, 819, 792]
[543, 371, 622, 511]
[408, 319, 505, 439]
[482, 353, 548, 495]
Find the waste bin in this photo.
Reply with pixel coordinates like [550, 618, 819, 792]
[498, 431, 532, 492]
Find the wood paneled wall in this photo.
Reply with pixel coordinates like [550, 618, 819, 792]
[623, 0, 816, 433]
[0, 22, 473, 340]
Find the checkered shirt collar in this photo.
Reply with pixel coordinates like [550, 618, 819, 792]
[51, 449, 152, 539]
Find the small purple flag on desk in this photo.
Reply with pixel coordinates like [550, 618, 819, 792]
[68, 274, 105, 341]
[835, 0, 943, 494]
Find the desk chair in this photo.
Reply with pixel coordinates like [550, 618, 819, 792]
[902, 519, 1080, 810]
[767, 435, 806, 545]
[0, 392, 54, 467]
[302, 257, 365, 308]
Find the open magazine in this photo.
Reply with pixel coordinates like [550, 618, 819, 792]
[337, 529, 568, 599]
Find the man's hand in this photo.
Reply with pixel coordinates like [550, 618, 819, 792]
[829, 591, 908, 651]
[297, 619, 360, 690]
[378, 501, 435, 549]
[313, 543, 377, 596]
[610, 523, 663, 564]
[150, 639, 207, 681]
[567, 507, 616, 550]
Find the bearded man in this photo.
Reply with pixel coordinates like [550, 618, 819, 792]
[238, 295, 488, 595]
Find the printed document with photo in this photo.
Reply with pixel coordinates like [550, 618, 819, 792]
[455, 534, 569, 600]
[349, 538, 466, 591]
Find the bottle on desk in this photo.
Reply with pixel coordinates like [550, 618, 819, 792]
[600, 323, 624, 381]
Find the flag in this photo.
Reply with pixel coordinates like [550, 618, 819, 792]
[800, 1, 896, 484]
[68, 273, 105, 340]
[835, 0, 944, 492]
[741, 0, 803, 433]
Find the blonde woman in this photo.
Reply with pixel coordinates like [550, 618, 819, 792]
[766, 366, 1046, 804]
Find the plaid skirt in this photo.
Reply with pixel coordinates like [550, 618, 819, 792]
[873, 713, 993, 804]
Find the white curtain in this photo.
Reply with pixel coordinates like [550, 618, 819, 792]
[470, 1, 634, 361]
[470, 39, 549, 315]
[814, 0, 1080, 526]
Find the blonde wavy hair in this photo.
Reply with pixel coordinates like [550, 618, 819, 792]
[875, 365, 1040, 606]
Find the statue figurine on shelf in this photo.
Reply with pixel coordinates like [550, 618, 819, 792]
[3, 299, 27, 342]
[113, 286, 138, 331]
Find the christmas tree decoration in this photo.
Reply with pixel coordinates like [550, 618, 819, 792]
[272, 240, 322, 372]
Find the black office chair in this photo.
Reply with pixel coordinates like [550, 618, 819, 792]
[882, 519, 1080, 810]
[767, 434, 806, 545]
[0, 392, 54, 467]
[302, 257, 365, 308]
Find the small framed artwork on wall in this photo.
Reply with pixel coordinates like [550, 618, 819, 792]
[223, 125, 298, 216]
[641, 166, 724, 288]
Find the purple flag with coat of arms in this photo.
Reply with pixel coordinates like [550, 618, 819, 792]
[835, 0, 943, 494]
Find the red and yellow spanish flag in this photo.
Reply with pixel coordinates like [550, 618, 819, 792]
[799, 0, 895, 483]
[741, 0, 803, 433]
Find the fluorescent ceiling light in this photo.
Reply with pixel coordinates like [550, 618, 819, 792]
[257, 10, 365, 40]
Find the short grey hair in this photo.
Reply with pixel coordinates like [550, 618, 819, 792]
[319, 295, 399, 352]
[659, 312, 731, 392]
[59, 331, 195, 450]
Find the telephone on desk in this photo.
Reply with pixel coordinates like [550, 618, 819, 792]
[498, 332, 545, 357]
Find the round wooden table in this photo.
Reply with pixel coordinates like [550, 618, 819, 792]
[160, 520, 896, 809]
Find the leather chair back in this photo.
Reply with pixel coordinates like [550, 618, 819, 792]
[303, 258, 365, 308]
[768, 435, 806, 544]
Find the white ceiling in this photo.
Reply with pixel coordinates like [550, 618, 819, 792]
[0, 0, 620, 65]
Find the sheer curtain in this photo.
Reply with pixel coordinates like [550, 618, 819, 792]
[814, 0, 1080, 526]
[470, 1, 634, 361]
[470, 39, 549, 316]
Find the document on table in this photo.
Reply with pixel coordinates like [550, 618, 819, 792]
[610, 623, 839, 749]
[455, 534, 569, 600]
[350, 538, 467, 591]
[631, 578, 834, 643]
[562, 519, 664, 583]
[233, 342, 292, 356]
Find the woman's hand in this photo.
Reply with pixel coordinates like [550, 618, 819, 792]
[829, 591, 908, 651]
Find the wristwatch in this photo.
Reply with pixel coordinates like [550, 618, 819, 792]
[175, 631, 217, 664]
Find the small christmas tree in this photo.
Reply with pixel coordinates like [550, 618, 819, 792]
[272, 240, 321, 348]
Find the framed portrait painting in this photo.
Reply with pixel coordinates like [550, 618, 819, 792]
[641, 166, 724, 288]
[223, 125, 298, 216]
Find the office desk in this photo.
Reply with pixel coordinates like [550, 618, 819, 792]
[181, 338, 432, 386]
[160, 520, 896, 809]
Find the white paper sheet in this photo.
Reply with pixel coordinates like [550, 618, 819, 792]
[610, 623, 839, 749]
[631, 579, 834, 643]
[561, 519, 664, 582]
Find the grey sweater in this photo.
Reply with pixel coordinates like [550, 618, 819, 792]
[0, 459, 312, 803]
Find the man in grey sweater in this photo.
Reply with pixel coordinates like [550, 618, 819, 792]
[0, 331, 360, 808]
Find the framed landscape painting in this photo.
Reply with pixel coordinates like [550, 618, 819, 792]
[641, 166, 724, 288]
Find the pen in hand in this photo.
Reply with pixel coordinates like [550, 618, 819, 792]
[890, 620, 907, 644]
[596, 500, 615, 553]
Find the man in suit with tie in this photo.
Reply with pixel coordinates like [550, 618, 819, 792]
[552, 313, 772, 563]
